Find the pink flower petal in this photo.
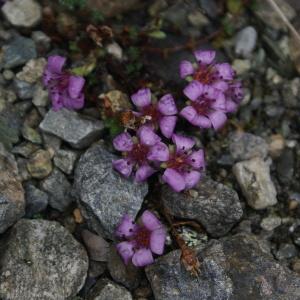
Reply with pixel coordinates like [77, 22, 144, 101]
[113, 132, 133, 152]
[116, 241, 135, 265]
[212, 81, 228, 92]
[68, 75, 85, 99]
[183, 81, 203, 101]
[115, 214, 138, 238]
[180, 60, 194, 78]
[157, 94, 178, 116]
[208, 110, 227, 130]
[182, 170, 202, 189]
[211, 92, 226, 110]
[172, 133, 195, 153]
[47, 55, 66, 73]
[131, 88, 151, 108]
[138, 126, 160, 146]
[135, 164, 156, 183]
[226, 99, 238, 113]
[62, 93, 85, 110]
[150, 228, 166, 255]
[193, 115, 211, 128]
[159, 116, 177, 138]
[147, 142, 169, 162]
[112, 158, 133, 177]
[50, 91, 63, 111]
[132, 248, 154, 267]
[187, 149, 205, 169]
[141, 210, 162, 231]
[180, 106, 198, 125]
[215, 63, 234, 80]
[162, 168, 186, 192]
[194, 50, 216, 65]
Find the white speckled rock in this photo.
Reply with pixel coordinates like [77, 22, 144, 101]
[0, 219, 88, 300]
[2, 0, 42, 28]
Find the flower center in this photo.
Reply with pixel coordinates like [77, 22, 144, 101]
[166, 152, 189, 171]
[129, 143, 149, 164]
[141, 104, 161, 124]
[49, 72, 70, 94]
[134, 226, 151, 249]
[192, 97, 214, 115]
[193, 65, 215, 85]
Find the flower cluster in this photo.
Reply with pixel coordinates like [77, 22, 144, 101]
[43, 55, 85, 111]
[115, 210, 166, 267]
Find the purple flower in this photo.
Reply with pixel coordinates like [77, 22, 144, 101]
[130, 88, 178, 138]
[180, 81, 228, 130]
[112, 126, 169, 182]
[116, 210, 166, 267]
[162, 133, 205, 192]
[43, 55, 85, 111]
[224, 81, 244, 113]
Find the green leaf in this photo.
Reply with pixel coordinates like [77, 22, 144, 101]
[104, 118, 123, 137]
[227, 0, 244, 14]
[148, 30, 167, 39]
[71, 61, 96, 77]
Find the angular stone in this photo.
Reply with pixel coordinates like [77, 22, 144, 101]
[54, 149, 78, 175]
[235, 26, 257, 58]
[1, 36, 37, 69]
[0, 144, 25, 233]
[32, 84, 49, 107]
[16, 58, 46, 84]
[39, 109, 104, 149]
[2, 0, 42, 28]
[161, 177, 243, 237]
[74, 143, 148, 239]
[27, 149, 52, 179]
[229, 131, 268, 161]
[233, 157, 277, 209]
[24, 183, 48, 217]
[146, 233, 300, 300]
[88, 279, 132, 300]
[41, 168, 72, 212]
[0, 219, 88, 300]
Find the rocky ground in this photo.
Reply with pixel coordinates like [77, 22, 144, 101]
[1, 0, 300, 299]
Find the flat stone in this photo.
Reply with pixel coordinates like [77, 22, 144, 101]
[233, 157, 277, 209]
[74, 143, 148, 239]
[39, 109, 104, 149]
[24, 183, 48, 217]
[27, 149, 52, 179]
[146, 233, 300, 300]
[229, 131, 268, 161]
[2, 0, 42, 28]
[0, 144, 25, 233]
[0, 219, 88, 300]
[88, 278, 132, 300]
[32, 84, 49, 107]
[41, 168, 72, 212]
[161, 177, 243, 237]
[13, 79, 35, 99]
[16, 58, 46, 84]
[1, 36, 37, 69]
[235, 26, 257, 58]
[261, 216, 282, 231]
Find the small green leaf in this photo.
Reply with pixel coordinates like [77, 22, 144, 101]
[148, 30, 167, 39]
[227, 0, 244, 14]
[71, 61, 96, 77]
[104, 118, 123, 137]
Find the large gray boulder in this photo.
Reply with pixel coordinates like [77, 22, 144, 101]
[74, 143, 148, 239]
[146, 233, 300, 300]
[0, 219, 88, 300]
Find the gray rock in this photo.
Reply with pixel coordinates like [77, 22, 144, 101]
[27, 149, 53, 179]
[275, 243, 298, 260]
[16, 58, 46, 84]
[12, 142, 40, 158]
[233, 157, 277, 209]
[107, 246, 142, 290]
[161, 177, 243, 237]
[261, 216, 282, 231]
[0, 219, 88, 300]
[13, 79, 35, 99]
[1, 36, 37, 69]
[146, 233, 300, 300]
[41, 168, 72, 212]
[31, 31, 51, 52]
[54, 149, 78, 175]
[199, 0, 220, 19]
[229, 132, 269, 161]
[74, 143, 148, 239]
[39, 109, 104, 149]
[32, 84, 49, 107]
[24, 183, 48, 217]
[276, 148, 294, 184]
[2, 0, 42, 28]
[235, 26, 257, 58]
[88, 279, 132, 300]
[0, 144, 25, 233]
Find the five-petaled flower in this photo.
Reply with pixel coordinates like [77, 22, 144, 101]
[116, 210, 166, 267]
[43, 55, 85, 111]
[112, 126, 169, 182]
[130, 88, 178, 138]
[162, 133, 205, 192]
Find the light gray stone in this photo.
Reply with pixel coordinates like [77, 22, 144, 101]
[235, 26, 257, 57]
[0, 219, 88, 300]
[39, 109, 104, 149]
[54, 149, 78, 175]
[233, 157, 277, 209]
